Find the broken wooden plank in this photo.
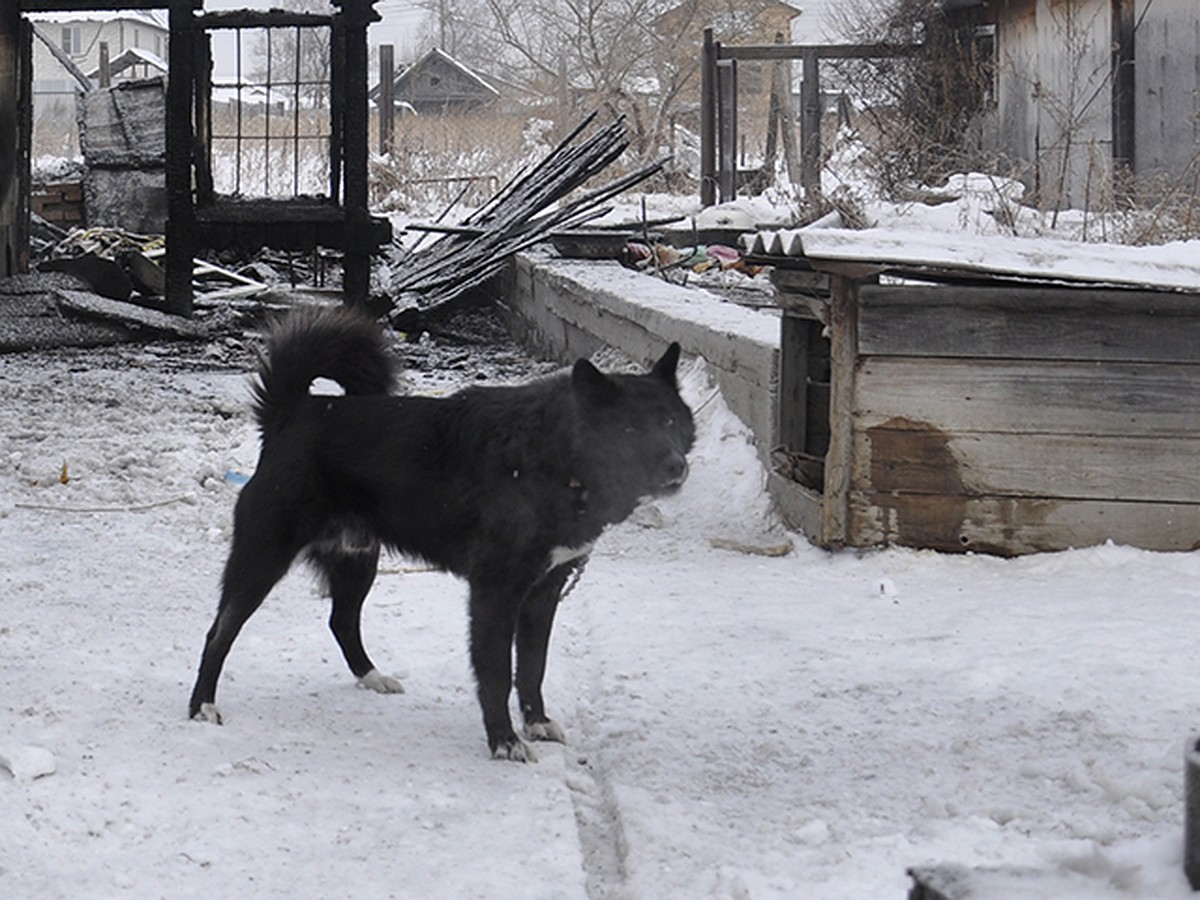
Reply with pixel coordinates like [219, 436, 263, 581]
[857, 285, 1200, 364]
[38, 253, 132, 300]
[854, 357, 1200, 437]
[848, 491, 1200, 554]
[55, 289, 208, 339]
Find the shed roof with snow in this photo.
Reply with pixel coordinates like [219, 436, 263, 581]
[374, 47, 500, 114]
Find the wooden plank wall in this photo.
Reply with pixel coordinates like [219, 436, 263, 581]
[1035, 0, 1113, 207]
[846, 284, 1200, 554]
[1135, 0, 1200, 177]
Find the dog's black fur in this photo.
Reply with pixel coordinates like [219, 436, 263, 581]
[189, 308, 694, 760]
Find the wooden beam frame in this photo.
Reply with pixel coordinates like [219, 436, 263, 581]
[698, 38, 919, 206]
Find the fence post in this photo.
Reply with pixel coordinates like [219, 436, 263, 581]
[700, 27, 717, 207]
[379, 43, 394, 156]
[717, 57, 737, 202]
[98, 42, 111, 87]
[799, 47, 822, 201]
[164, 0, 195, 317]
[1110, 0, 1135, 173]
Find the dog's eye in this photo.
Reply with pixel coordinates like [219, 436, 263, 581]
[665, 417, 675, 428]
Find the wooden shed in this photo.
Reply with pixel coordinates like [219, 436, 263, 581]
[945, 0, 1200, 206]
[751, 227, 1200, 556]
[374, 47, 499, 115]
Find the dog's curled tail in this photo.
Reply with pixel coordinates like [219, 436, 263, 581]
[251, 307, 394, 435]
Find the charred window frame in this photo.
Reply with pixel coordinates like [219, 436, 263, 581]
[197, 12, 335, 202]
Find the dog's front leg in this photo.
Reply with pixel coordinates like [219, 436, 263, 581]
[516, 564, 575, 745]
[468, 580, 534, 762]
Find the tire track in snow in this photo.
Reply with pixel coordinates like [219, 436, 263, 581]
[565, 714, 631, 899]
[557, 589, 633, 899]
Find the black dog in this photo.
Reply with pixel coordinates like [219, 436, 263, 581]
[189, 308, 694, 760]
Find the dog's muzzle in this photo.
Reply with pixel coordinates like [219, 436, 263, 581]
[661, 454, 689, 492]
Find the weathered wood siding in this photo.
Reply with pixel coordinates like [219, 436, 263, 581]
[1134, 0, 1200, 178]
[846, 284, 1200, 554]
[994, 0, 1113, 207]
[990, 0, 1200, 200]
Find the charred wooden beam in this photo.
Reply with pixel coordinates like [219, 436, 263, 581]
[386, 115, 666, 316]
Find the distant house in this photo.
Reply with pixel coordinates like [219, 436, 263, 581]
[31, 10, 168, 107]
[944, 0, 1200, 206]
[85, 46, 167, 84]
[652, 0, 802, 130]
[654, 0, 803, 48]
[372, 47, 500, 115]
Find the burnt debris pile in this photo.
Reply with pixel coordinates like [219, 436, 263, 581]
[385, 114, 667, 319]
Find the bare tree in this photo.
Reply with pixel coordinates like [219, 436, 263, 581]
[431, 0, 776, 167]
[251, 0, 335, 109]
[828, 0, 997, 192]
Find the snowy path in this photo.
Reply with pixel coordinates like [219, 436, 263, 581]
[2, 342, 1200, 898]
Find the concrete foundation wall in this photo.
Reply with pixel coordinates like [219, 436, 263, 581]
[500, 252, 781, 464]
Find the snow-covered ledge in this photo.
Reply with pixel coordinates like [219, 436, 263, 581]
[500, 251, 780, 463]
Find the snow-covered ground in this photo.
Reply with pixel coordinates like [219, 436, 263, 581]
[2, 323, 1199, 899]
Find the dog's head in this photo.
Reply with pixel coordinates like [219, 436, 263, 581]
[570, 343, 695, 520]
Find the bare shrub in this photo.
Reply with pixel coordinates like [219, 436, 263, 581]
[370, 111, 543, 213]
[827, 0, 999, 196]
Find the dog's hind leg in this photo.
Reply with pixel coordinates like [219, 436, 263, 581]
[189, 532, 294, 723]
[515, 563, 575, 745]
[313, 543, 403, 694]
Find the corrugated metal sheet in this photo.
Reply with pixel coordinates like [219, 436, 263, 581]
[746, 226, 1200, 293]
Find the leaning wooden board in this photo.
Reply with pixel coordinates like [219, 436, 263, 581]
[55, 289, 207, 339]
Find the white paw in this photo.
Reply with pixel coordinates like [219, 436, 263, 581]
[193, 703, 223, 725]
[525, 720, 567, 744]
[357, 669, 405, 694]
[493, 738, 538, 763]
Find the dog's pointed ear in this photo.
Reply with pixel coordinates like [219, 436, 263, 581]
[651, 342, 682, 385]
[572, 358, 620, 405]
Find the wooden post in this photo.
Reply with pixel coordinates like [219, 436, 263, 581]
[800, 47, 822, 200]
[821, 272, 858, 547]
[165, 0, 197, 317]
[0, 3, 24, 277]
[193, 31, 213, 203]
[700, 28, 717, 207]
[336, 0, 379, 309]
[379, 43, 394, 155]
[1110, 0, 1135, 174]
[99, 42, 111, 88]
[717, 57, 737, 202]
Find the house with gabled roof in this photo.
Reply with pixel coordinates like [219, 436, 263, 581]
[373, 47, 500, 115]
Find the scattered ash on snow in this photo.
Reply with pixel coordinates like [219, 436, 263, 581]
[389, 295, 560, 394]
[10, 295, 559, 397]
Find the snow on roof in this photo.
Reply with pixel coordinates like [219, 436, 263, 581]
[29, 10, 168, 30]
[408, 47, 500, 97]
[746, 225, 1200, 293]
[85, 46, 168, 78]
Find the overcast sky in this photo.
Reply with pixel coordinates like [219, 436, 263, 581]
[199, 0, 427, 57]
